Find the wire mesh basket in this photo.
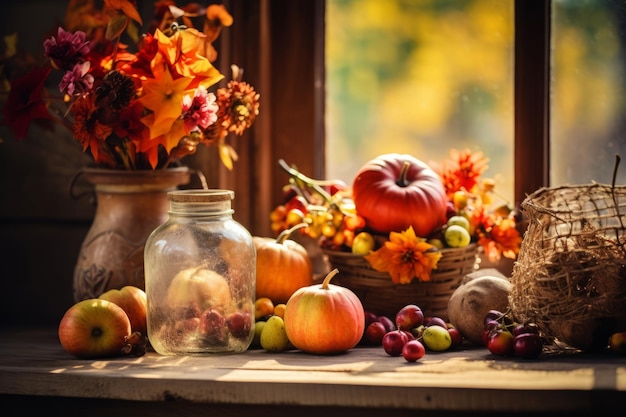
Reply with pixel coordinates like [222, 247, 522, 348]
[510, 182, 626, 351]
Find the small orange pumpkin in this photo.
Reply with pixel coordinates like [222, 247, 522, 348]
[284, 268, 365, 355]
[253, 224, 313, 304]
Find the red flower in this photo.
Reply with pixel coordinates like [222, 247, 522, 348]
[2, 66, 54, 140]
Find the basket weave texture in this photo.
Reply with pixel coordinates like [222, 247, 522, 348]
[323, 244, 478, 320]
[510, 184, 626, 351]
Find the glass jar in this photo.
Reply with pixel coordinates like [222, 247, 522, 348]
[144, 189, 256, 355]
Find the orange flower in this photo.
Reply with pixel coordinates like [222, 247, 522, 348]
[1, 1, 259, 171]
[72, 94, 114, 164]
[435, 148, 489, 199]
[477, 217, 522, 262]
[365, 226, 442, 284]
[152, 28, 223, 90]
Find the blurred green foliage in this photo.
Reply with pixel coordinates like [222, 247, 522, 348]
[326, 0, 626, 202]
[326, 0, 515, 202]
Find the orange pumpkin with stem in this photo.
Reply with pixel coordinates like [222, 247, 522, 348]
[284, 268, 365, 355]
[253, 223, 313, 304]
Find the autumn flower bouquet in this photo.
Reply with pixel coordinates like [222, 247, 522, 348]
[431, 148, 522, 263]
[0, 0, 259, 170]
[271, 149, 522, 286]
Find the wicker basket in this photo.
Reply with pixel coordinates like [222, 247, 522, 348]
[322, 244, 478, 320]
[510, 183, 626, 351]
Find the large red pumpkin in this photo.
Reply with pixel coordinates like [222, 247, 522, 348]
[351, 153, 448, 236]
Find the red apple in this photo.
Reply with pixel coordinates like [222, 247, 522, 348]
[424, 316, 447, 329]
[377, 315, 396, 333]
[364, 311, 378, 328]
[99, 285, 147, 336]
[395, 304, 424, 331]
[199, 308, 228, 345]
[513, 332, 543, 359]
[402, 339, 426, 362]
[58, 299, 132, 359]
[382, 330, 409, 356]
[487, 329, 515, 356]
[364, 321, 387, 346]
[447, 327, 463, 349]
[227, 311, 253, 340]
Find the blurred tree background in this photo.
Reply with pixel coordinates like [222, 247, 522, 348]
[325, 0, 626, 207]
[551, 0, 626, 186]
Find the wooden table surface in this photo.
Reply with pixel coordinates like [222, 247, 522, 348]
[1, 326, 625, 416]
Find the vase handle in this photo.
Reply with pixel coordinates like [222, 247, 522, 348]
[68, 169, 95, 202]
[192, 169, 209, 190]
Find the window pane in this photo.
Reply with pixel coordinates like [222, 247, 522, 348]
[325, 0, 515, 203]
[552, 0, 626, 186]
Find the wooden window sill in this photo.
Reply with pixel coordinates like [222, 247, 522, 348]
[0, 327, 624, 416]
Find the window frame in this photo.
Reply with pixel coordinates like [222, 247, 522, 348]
[219, 0, 550, 237]
[514, 0, 550, 208]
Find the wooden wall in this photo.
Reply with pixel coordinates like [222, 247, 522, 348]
[0, 0, 322, 326]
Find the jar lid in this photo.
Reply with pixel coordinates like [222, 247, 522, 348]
[167, 189, 234, 202]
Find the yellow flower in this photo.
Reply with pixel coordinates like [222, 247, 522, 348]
[138, 66, 192, 137]
[365, 226, 442, 284]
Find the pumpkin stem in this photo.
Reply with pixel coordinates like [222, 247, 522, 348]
[276, 222, 308, 244]
[396, 161, 411, 187]
[321, 268, 340, 290]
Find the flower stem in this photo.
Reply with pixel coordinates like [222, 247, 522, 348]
[278, 159, 333, 204]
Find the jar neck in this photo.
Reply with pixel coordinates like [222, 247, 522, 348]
[168, 200, 234, 218]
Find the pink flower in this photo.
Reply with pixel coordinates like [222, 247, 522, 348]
[43, 27, 90, 71]
[181, 86, 218, 131]
[59, 61, 94, 95]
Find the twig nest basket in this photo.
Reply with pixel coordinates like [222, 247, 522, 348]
[322, 244, 478, 320]
[510, 183, 626, 351]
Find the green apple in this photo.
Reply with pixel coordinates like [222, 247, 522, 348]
[99, 286, 147, 336]
[260, 315, 290, 352]
[351, 232, 375, 255]
[422, 325, 452, 351]
[444, 224, 471, 247]
[447, 215, 470, 232]
[427, 238, 444, 249]
[251, 320, 266, 349]
[58, 299, 132, 359]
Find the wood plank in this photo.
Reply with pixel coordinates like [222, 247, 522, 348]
[1, 327, 625, 415]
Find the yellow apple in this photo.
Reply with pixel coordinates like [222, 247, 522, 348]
[58, 299, 132, 359]
[351, 232, 375, 255]
[447, 215, 471, 232]
[99, 286, 147, 336]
